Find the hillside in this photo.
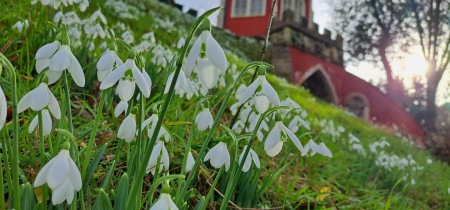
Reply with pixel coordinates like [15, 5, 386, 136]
[1, 0, 450, 209]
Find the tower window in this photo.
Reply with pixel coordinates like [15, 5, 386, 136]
[281, 0, 305, 21]
[232, 0, 266, 17]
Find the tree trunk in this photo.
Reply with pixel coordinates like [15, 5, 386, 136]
[379, 46, 406, 106]
[424, 73, 440, 132]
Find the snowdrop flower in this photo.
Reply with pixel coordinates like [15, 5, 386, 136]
[64, 12, 81, 25]
[411, 179, 415, 185]
[18, 82, 61, 119]
[164, 69, 193, 98]
[195, 103, 214, 131]
[247, 114, 269, 133]
[235, 84, 246, 100]
[79, 0, 89, 12]
[114, 101, 128, 117]
[301, 140, 320, 156]
[177, 37, 185, 49]
[204, 142, 230, 171]
[100, 52, 150, 102]
[28, 109, 53, 136]
[118, 110, 137, 143]
[185, 151, 195, 174]
[193, 81, 208, 96]
[146, 140, 170, 175]
[239, 146, 260, 172]
[122, 31, 134, 45]
[97, 44, 123, 81]
[142, 32, 156, 44]
[288, 115, 310, 133]
[230, 102, 239, 115]
[349, 134, 360, 144]
[140, 113, 170, 141]
[48, 35, 85, 87]
[185, 19, 227, 89]
[239, 68, 280, 113]
[265, 113, 303, 157]
[90, 10, 107, 24]
[427, 159, 432, 164]
[34, 142, 81, 205]
[54, 11, 64, 23]
[35, 39, 63, 85]
[150, 182, 178, 210]
[232, 120, 245, 134]
[12, 20, 29, 33]
[0, 85, 6, 131]
[318, 143, 332, 158]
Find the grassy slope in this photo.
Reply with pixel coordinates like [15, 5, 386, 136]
[1, 0, 449, 209]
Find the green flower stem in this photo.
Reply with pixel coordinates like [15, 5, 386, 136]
[113, 139, 123, 165]
[0, 53, 21, 210]
[0, 131, 9, 210]
[175, 95, 214, 201]
[64, 71, 73, 133]
[143, 174, 185, 210]
[53, 86, 67, 156]
[176, 62, 274, 206]
[146, 155, 162, 207]
[38, 111, 48, 209]
[202, 164, 224, 210]
[219, 106, 290, 210]
[81, 91, 106, 180]
[126, 7, 222, 209]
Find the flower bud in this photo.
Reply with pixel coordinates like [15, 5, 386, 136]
[127, 49, 136, 60]
[41, 75, 49, 84]
[201, 18, 211, 32]
[203, 100, 210, 109]
[257, 67, 266, 76]
[161, 181, 170, 194]
[108, 43, 116, 51]
[130, 106, 138, 115]
[62, 141, 70, 150]
[61, 34, 70, 46]
[275, 113, 282, 121]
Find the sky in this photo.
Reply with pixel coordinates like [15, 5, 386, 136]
[175, 0, 449, 105]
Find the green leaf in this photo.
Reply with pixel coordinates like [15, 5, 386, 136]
[193, 196, 205, 210]
[83, 144, 107, 192]
[94, 189, 113, 210]
[101, 160, 116, 190]
[20, 183, 35, 210]
[220, 124, 237, 142]
[114, 173, 128, 210]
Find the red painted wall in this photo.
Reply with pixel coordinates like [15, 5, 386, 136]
[224, 0, 311, 37]
[288, 47, 425, 139]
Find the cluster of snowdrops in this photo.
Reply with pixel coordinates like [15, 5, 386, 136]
[0, 4, 334, 210]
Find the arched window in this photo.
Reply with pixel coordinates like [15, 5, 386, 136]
[232, 0, 266, 17]
[281, 0, 305, 22]
[344, 93, 370, 121]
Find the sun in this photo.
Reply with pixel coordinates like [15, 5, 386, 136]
[403, 51, 427, 77]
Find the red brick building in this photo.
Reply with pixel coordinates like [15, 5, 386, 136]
[217, 0, 425, 141]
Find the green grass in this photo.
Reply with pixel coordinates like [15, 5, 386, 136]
[1, 0, 450, 209]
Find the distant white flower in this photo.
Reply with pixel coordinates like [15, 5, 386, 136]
[426, 159, 432, 164]
[48, 44, 85, 87]
[142, 32, 155, 43]
[239, 146, 260, 172]
[28, 109, 53, 135]
[90, 10, 107, 24]
[150, 189, 178, 210]
[195, 107, 214, 131]
[411, 179, 415, 185]
[204, 142, 230, 171]
[79, 0, 89, 11]
[0, 85, 6, 131]
[122, 31, 134, 45]
[232, 120, 245, 134]
[288, 115, 310, 132]
[235, 84, 246, 100]
[118, 113, 137, 143]
[12, 20, 29, 33]
[97, 48, 123, 81]
[177, 37, 185, 49]
[35, 40, 62, 85]
[239, 69, 280, 113]
[185, 151, 195, 173]
[318, 143, 332, 158]
[18, 83, 61, 119]
[100, 58, 150, 102]
[349, 134, 360, 144]
[265, 113, 303, 157]
[146, 140, 170, 175]
[164, 69, 194, 99]
[230, 103, 239, 115]
[185, 30, 227, 89]
[114, 101, 128, 117]
[301, 140, 320, 156]
[34, 148, 81, 205]
[193, 81, 208, 96]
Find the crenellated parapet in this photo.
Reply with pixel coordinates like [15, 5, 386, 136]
[270, 10, 344, 66]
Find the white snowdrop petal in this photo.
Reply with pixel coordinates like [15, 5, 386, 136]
[47, 89, 61, 119]
[67, 53, 85, 87]
[97, 66, 113, 82]
[113, 51, 124, 66]
[285, 125, 303, 152]
[164, 72, 175, 94]
[185, 36, 202, 77]
[117, 80, 135, 102]
[185, 152, 195, 173]
[49, 46, 71, 72]
[67, 157, 82, 190]
[264, 125, 281, 151]
[161, 145, 170, 170]
[299, 118, 311, 130]
[263, 80, 280, 106]
[266, 141, 283, 157]
[46, 70, 63, 85]
[133, 67, 150, 98]
[47, 151, 70, 189]
[319, 143, 332, 158]
[36, 41, 59, 60]
[288, 117, 299, 133]
[28, 115, 39, 134]
[17, 91, 32, 113]
[124, 115, 137, 142]
[254, 95, 270, 113]
[52, 181, 68, 205]
[203, 148, 214, 162]
[29, 85, 49, 111]
[205, 32, 227, 70]
[34, 155, 58, 187]
[36, 59, 50, 73]
[114, 101, 128, 117]
[301, 141, 310, 156]
[42, 110, 52, 135]
[238, 80, 259, 105]
[251, 149, 261, 168]
[100, 63, 127, 90]
[197, 58, 219, 89]
[143, 70, 152, 91]
[97, 51, 115, 71]
[65, 180, 75, 204]
[224, 147, 231, 172]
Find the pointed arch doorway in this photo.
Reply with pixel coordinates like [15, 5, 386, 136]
[299, 64, 338, 104]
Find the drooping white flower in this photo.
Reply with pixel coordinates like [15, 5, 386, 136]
[35, 40, 63, 85]
[185, 28, 227, 89]
[117, 113, 137, 143]
[142, 32, 156, 44]
[411, 179, 415, 185]
[195, 107, 214, 131]
[288, 115, 310, 133]
[97, 48, 123, 81]
[239, 68, 280, 113]
[48, 44, 85, 87]
[100, 58, 150, 102]
[114, 101, 128, 117]
[265, 113, 303, 157]
[301, 140, 320, 157]
[28, 109, 53, 136]
[0, 85, 6, 131]
[79, 0, 89, 11]
[121, 31, 134, 45]
[140, 113, 170, 141]
[164, 69, 193, 98]
[239, 146, 260, 172]
[318, 142, 332, 158]
[146, 140, 170, 175]
[426, 159, 432, 164]
[18, 83, 61, 119]
[235, 84, 246, 100]
[34, 146, 81, 205]
[193, 81, 208, 96]
[185, 151, 195, 174]
[204, 142, 230, 171]
[90, 10, 107, 24]
[150, 184, 178, 210]
[230, 102, 239, 115]
[177, 37, 185, 49]
[247, 114, 269, 133]
[232, 120, 245, 134]
[12, 20, 29, 33]
[63, 12, 81, 25]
